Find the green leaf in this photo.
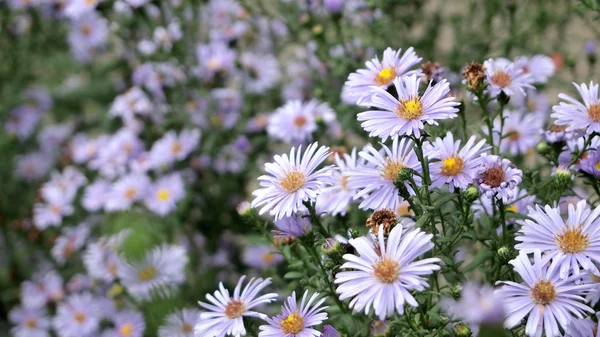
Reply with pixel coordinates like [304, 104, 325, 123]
[283, 271, 303, 279]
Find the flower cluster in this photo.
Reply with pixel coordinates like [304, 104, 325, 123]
[3, 1, 600, 337]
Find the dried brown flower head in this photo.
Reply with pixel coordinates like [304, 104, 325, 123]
[366, 209, 397, 236]
[462, 62, 486, 90]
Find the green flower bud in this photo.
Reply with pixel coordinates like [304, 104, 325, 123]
[464, 186, 479, 203]
[497, 246, 512, 264]
[536, 142, 550, 155]
[451, 284, 463, 299]
[453, 323, 472, 337]
[553, 166, 572, 191]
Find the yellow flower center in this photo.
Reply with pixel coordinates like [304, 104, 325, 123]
[25, 318, 37, 329]
[124, 187, 137, 200]
[181, 323, 193, 334]
[441, 156, 464, 176]
[491, 71, 512, 88]
[120, 323, 134, 337]
[293, 115, 307, 128]
[555, 225, 589, 254]
[530, 280, 556, 305]
[506, 204, 518, 213]
[373, 258, 401, 284]
[279, 171, 306, 193]
[596, 162, 600, 170]
[138, 267, 157, 282]
[157, 188, 170, 201]
[381, 159, 405, 181]
[224, 300, 246, 319]
[74, 311, 87, 323]
[85, 0, 96, 5]
[280, 312, 304, 334]
[396, 97, 423, 120]
[481, 166, 505, 188]
[589, 104, 600, 122]
[396, 201, 414, 216]
[374, 68, 397, 86]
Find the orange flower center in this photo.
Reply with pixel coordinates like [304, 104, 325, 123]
[381, 159, 405, 181]
[224, 300, 246, 319]
[74, 311, 87, 323]
[531, 280, 556, 305]
[491, 71, 512, 88]
[555, 225, 589, 254]
[293, 115, 307, 128]
[279, 171, 306, 193]
[120, 323, 134, 337]
[588, 103, 600, 122]
[373, 258, 400, 284]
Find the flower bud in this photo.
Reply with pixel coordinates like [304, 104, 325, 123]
[323, 0, 344, 14]
[553, 165, 572, 191]
[586, 40, 597, 65]
[453, 323, 472, 337]
[536, 142, 550, 155]
[451, 284, 463, 299]
[370, 319, 389, 337]
[497, 246, 512, 264]
[464, 186, 479, 203]
[320, 325, 341, 337]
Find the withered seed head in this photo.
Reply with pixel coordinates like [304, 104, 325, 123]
[366, 209, 398, 236]
[462, 62, 486, 90]
[420, 61, 441, 83]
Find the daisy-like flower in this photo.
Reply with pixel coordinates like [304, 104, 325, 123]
[495, 251, 594, 337]
[118, 244, 188, 300]
[83, 230, 129, 282]
[272, 214, 312, 243]
[20, 270, 64, 308]
[346, 137, 421, 211]
[251, 143, 331, 220]
[9, 306, 51, 337]
[149, 129, 201, 168]
[541, 122, 582, 144]
[490, 109, 543, 156]
[144, 173, 185, 216]
[515, 200, 600, 278]
[475, 154, 523, 202]
[104, 174, 151, 212]
[105, 311, 146, 337]
[335, 225, 441, 319]
[259, 291, 328, 337]
[483, 58, 533, 97]
[241, 52, 280, 94]
[15, 151, 54, 182]
[357, 74, 459, 139]
[82, 179, 111, 212]
[159, 309, 201, 337]
[565, 314, 600, 337]
[267, 100, 323, 144]
[315, 148, 362, 216]
[426, 132, 489, 191]
[242, 245, 283, 270]
[51, 223, 90, 265]
[195, 276, 278, 337]
[581, 146, 600, 179]
[514, 55, 556, 84]
[53, 293, 101, 337]
[195, 41, 236, 81]
[345, 47, 422, 101]
[552, 81, 600, 135]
